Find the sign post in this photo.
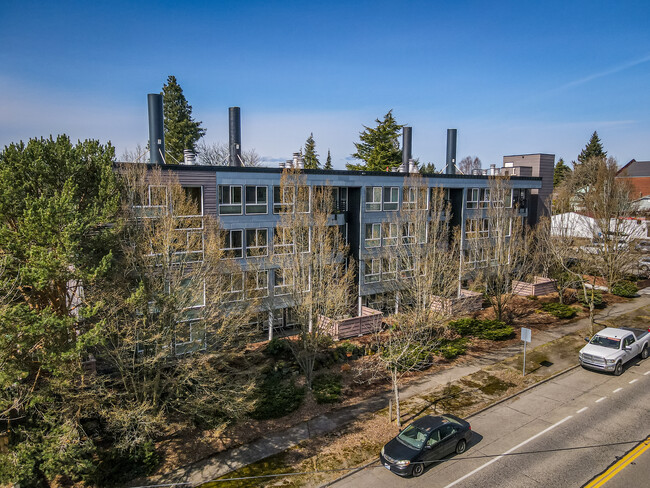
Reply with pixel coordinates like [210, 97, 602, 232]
[521, 327, 532, 376]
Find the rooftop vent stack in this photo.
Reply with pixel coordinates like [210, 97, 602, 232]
[147, 94, 165, 165]
[446, 129, 457, 175]
[408, 158, 418, 174]
[402, 126, 412, 172]
[183, 150, 196, 165]
[490, 163, 497, 175]
[472, 169, 480, 175]
[229, 107, 242, 167]
[279, 161, 285, 169]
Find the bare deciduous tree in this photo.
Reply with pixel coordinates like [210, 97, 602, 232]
[459, 156, 481, 175]
[196, 141, 263, 167]
[271, 169, 355, 389]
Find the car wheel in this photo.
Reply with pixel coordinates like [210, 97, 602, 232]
[456, 439, 467, 454]
[412, 463, 424, 477]
[614, 362, 623, 376]
[641, 346, 649, 360]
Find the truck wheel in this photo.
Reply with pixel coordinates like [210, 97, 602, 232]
[614, 362, 623, 376]
[412, 463, 424, 477]
[641, 346, 649, 360]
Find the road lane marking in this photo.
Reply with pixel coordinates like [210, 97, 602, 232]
[595, 397, 606, 403]
[576, 407, 588, 413]
[442, 416, 573, 488]
[628, 379, 638, 384]
[584, 436, 650, 488]
[644, 371, 650, 375]
[612, 388, 623, 393]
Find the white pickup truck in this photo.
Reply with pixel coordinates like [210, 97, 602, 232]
[579, 327, 650, 376]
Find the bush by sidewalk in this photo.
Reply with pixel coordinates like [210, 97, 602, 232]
[449, 318, 514, 341]
[541, 302, 577, 319]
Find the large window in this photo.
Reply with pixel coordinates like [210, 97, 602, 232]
[221, 229, 243, 258]
[465, 219, 478, 239]
[274, 268, 294, 296]
[383, 187, 399, 211]
[365, 223, 381, 248]
[402, 222, 416, 245]
[479, 189, 490, 208]
[383, 222, 398, 247]
[364, 258, 381, 283]
[512, 189, 527, 210]
[467, 188, 479, 209]
[382, 257, 397, 281]
[273, 186, 294, 214]
[479, 218, 489, 239]
[297, 186, 310, 213]
[274, 227, 294, 254]
[365, 187, 382, 212]
[296, 227, 310, 253]
[175, 186, 203, 216]
[246, 228, 268, 257]
[245, 185, 268, 214]
[219, 185, 242, 215]
[225, 272, 244, 301]
[246, 270, 269, 298]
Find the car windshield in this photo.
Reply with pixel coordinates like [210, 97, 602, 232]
[397, 424, 427, 450]
[589, 335, 621, 349]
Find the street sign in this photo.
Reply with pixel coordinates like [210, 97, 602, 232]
[521, 327, 532, 343]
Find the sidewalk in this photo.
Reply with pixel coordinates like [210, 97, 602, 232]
[141, 294, 650, 487]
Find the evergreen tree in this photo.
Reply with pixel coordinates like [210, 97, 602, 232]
[324, 149, 333, 170]
[162, 75, 206, 164]
[420, 162, 436, 174]
[553, 158, 572, 186]
[347, 110, 403, 171]
[577, 131, 606, 165]
[303, 133, 320, 169]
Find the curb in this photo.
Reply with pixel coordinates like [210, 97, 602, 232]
[320, 363, 582, 487]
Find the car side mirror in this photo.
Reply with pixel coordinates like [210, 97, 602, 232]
[624, 346, 631, 351]
[584, 337, 590, 342]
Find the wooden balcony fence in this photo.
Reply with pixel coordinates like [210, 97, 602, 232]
[512, 276, 557, 296]
[319, 306, 383, 340]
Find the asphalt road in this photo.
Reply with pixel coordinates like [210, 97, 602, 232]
[333, 358, 650, 488]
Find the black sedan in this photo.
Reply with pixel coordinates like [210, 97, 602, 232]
[379, 414, 472, 477]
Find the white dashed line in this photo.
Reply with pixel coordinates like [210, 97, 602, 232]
[595, 397, 606, 403]
[613, 388, 623, 393]
[645, 371, 650, 376]
[629, 379, 638, 384]
[443, 416, 573, 488]
[576, 407, 588, 413]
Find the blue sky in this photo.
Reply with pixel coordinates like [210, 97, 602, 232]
[1, 0, 649, 169]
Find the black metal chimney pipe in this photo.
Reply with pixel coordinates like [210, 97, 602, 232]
[446, 129, 457, 175]
[402, 126, 412, 170]
[229, 107, 242, 167]
[147, 94, 165, 165]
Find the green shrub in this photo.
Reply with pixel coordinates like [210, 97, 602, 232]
[448, 318, 480, 336]
[526, 295, 539, 301]
[479, 326, 515, 341]
[381, 344, 432, 371]
[541, 302, 577, 319]
[610, 280, 638, 298]
[264, 338, 294, 360]
[436, 337, 470, 360]
[251, 372, 305, 420]
[312, 373, 343, 404]
[95, 441, 159, 485]
[578, 289, 605, 308]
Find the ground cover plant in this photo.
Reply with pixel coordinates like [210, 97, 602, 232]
[448, 318, 515, 341]
[312, 373, 343, 404]
[610, 280, 638, 298]
[541, 302, 578, 319]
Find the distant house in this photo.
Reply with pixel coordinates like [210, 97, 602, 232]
[552, 211, 649, 240]
[617, 159, 650, 199]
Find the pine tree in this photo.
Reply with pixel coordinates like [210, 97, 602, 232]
[347, 110, 403, 171]
[303, 133, 320, 169]
[577, 131, 606, 165]
[553, 158, 572, 186]
[162, 75, 206, 164]
[420, 162, 436, 174]
[324, 149, 333, 170]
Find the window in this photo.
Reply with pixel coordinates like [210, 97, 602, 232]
[512, 189, 527, 210]
[383, 222, 398, 247]
[219, 185, 242, 215]
[273, 186, 294, 214]
[225, 273, 244, 301]
[365, 187, 382, 212]
[246, 228, 268, 257]
[297, 186, 310, 213]
[172, 230, 204, 263]
[364, 258, 381, 283]
[465, 219, 478, 239]
[245, 186, 268, 214]
[274, 268, 294, 296]
[383, 187, 399, 211]
[134, 185, 168, 217]
[338, 224, 348, 244]
[402, 222, 416, 245]
[400, 256, 414, 278]
[175, 186, 203, 216]
[296, 227, 310, 253]
[246, 270, 269, 298]
[149, 186, 168, 207]
[467, 188, 479, 209]
[365, 223, 381, 248]
[274, 227, 294, 254]
[403, 187, 417, 210]
[479, 219, 489, 239]
[382, 257, 397, 281]
[479, 188, 490, 208]
[221, 230, 243, 258]
[339, 187, 348, 211]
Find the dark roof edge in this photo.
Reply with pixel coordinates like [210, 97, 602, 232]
[115, 162, 542, 181]
[503, 153, 555, 158]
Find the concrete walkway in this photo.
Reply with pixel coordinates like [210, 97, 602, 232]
[140, 295, 650, 487]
